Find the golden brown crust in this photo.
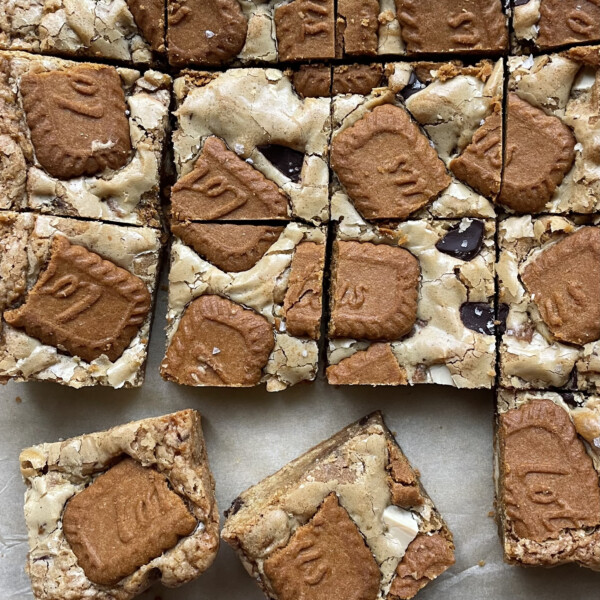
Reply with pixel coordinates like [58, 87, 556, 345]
[331, 104, 450, 220]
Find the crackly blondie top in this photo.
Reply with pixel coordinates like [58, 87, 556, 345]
[331, 59, 503, 222]
[19, 409, 219, 600]
[326, 217, 496, 388]
[173, 68, 330, 224]
[504, 47, 600, 214]
[0, 0, 164, 64]
[512, 0, 600, 53]
[0, 212, 161, 388]
[496, 390, 600, 569]
[162, 222, 325, 391]
[222, 412, 454, 600]
[498, 215, 600, 392]
[0, 51, 170, 226]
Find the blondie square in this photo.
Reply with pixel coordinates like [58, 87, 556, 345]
[161, 222, 326, 391]
[19, 409, 219, 599]
[222, 412, 455, 600]
[0, 212, 161, 388]
[0, 51, 170, 226]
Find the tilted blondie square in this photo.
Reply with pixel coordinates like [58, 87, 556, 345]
[495, 389, 600, 569]
[222, 412, 455, 600]
[331, 59, 503, 223]
[172, 68, 331, 225]
[19, 409, 219, 599]
[512, 0, 600, 54]
[0, 51, 170, 226]
[161, 222, 326, 391]
[497, 215, 600, 392]
[501, 47, 600, 214]
[0, 0, 165, 64]
[326, 218, 496, 388]
[0, 212, 161, 388]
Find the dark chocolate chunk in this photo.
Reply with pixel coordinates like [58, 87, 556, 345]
[399, 72, 426, 101]
[460, 302, 495, 335]
[435, 220, 485, 261]
[497, 303, 509, 336]
[225, 496, 245, 517]
[559, 392, 580, 408]
[257, 144, 304, 182]
[514, 0, 530, 5]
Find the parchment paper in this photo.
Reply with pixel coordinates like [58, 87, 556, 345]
[1, 268, 599, 599]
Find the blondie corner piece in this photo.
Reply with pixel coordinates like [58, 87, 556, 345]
[161, 222, 325, 391]
[19, 409, 219, 600]
[172, 68, 331, 225]
[498, 215, 600, 392]
[331, 59, 503, 223]
[0, 51, 170, 225]
[495, 389, 600, 569]
[0, 212, 161, 388]
[222, 412, 455, 600]
[512, 0, 600, 53]
[326, 218, 496, 388]
[502, 47, 600, 214]
[0, 0, 165, 64]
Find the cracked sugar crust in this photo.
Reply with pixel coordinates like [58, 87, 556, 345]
[173, 69, 330, 225]
[498, 93, 575, 213]
[498, 216, 600, 393]
[0, 0, 160, 63]
[395, 0, 507, 54]
[0, 51, 170, 227]
[161, 294, 275, 387]
[167, 0, 247, 67]
[0, 212, 160, 389]
[495, 390, 600, 569]
[507, 49, 600, 214]
[164, 222, 326, 391]
[19, 409, 219, 600]
[222, 412, 454, 600]
[327, 219, 496, 389]
[329, 241, 420, 341]
[331, 104, 450, 221]
[170, 136, 289, 222]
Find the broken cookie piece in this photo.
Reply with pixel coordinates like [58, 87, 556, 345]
[162, 222, 326, 391]
[0, 212, 160, 388]
[498, 216, 600, 392]
[173, 68, 331, 225]
[0, 51, 170, 226]
[20, 409, 219, 600]
[496, 390, 600, 569]
[327, 219, 496, 388]
[222, 412, 454, 600]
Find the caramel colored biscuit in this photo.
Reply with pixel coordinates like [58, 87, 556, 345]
[499, 399, 600, 543]
[283, 242, 325, 339]
[331, 104, 450, 220]
[161, 295, 274, 386]
[171, 223, 283, 272]
[332, 64, 383, 96]
[63, 458, 197, 586]
[449, 110, 502, 199]
[386, 440, 424, 508]
[171, 137, 289, 221]
[521, 227, 600, 346]
[327, 343, 407, 385]
[126, 0, 165, 52]
[4, 236, 151, 363]
[396, 0, 507, 53]
[498, 94, 575, 213]
[389, 534, 455, 600]
[167, 0, 247, 66]
[330, 241, 420, 341]
[292, 65, 332, 98]
[263, 493, 380, 600]
[337, 0, 379, 56]
[538, 0, 600, 49]
[275, 0, 336, 61]
[20, 65, 131, 180]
